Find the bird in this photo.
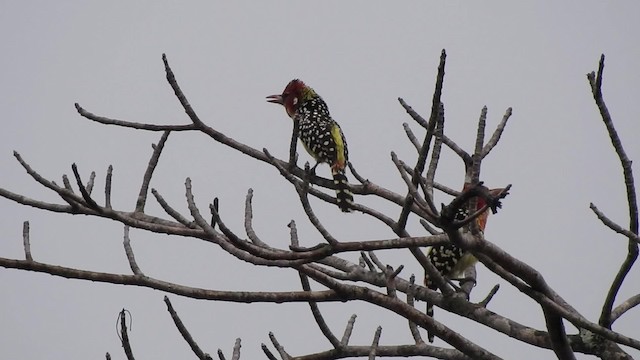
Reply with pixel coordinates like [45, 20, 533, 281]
[267, 79, 354, 212]
[424, 188, 490, 343]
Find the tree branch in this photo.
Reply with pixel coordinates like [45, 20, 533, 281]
[164, 296, 211, 360]
[587, 54, 639, 329]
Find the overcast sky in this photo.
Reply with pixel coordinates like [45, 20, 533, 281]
[1, 2, 639, 359]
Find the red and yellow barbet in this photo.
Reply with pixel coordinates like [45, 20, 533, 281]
[267, 79, 354, 212]
[424, 186, 490, 343]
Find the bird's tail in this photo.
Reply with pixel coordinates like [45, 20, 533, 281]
[331, 169, 354, 212]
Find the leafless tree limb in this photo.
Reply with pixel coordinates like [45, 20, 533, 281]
[425, 104, 445, 201]
[118, 309, 135, 360]
[151, 188, 195, 227]
[610, 294, 640, 323]
[86, 171, 96, 195]
[406, 274, 425, 345]
[231, 338, 241, 360]
[105, 165, 113, 209]
[402, 123, 421, 151]
[135, 131, 170, 213]
[62, 174, 73, 192]
[588, 54, 639, 330]
[244, 188, 266, 246]
[22, 221, 32, 261]
[298, 269, 341, 349]
[261, 344, 278, 360]
[590, 203, 640, 244]
[482, 107, 513, 158]
[368, 326, 382, 360]
[122, 226, 143, 276]
[268, 332, 291, 360]
[340, 314, 357, 347]
[71, 163, 100, 210]
[164, 296, 211, 360]
[477, 284, 500, 308]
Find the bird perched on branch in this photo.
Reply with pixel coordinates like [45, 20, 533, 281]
[424, 186, 491, 343]
[267, 79, 354, 212]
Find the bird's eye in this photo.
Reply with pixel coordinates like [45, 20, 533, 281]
[292, 97, 298, 105]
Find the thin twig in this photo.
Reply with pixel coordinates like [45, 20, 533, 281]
[470, 106, 487, 184]
[210, 197, 219, 229]
[261, 344, 278, 360]
[62, 174, 73, 192]
[340, 314, 357, 347]
[368, 326, 382, 360]
[347, 161, 368, 185]
[271, 158, 339, 245]
[406, 275, 425, 345]
[164, 296, 210, 360]
[123, 226, 143, 276]
[385, 265, 403, 298]
[419, 219, 440, 235]
[409, 50, 447, 198]
[402, 123, 421, 151]
[22, 221, 33, 261]
[105, 165, 113, 209]
[119, 309, 135, 360]
[298, 271, 341, 348]
[135, 131, 170, 213]
[590, 203, 640, 244]
[75, 103, 196, 131]
[231, 338, 241, 360]
[426, 103, 444, 201]
[163, 54, 205, 127]
[367, 251, 386, 272]
[433, 181, 460, 197]
[86, 171, 96, 195]
[482, 107, 513, 158]
[71, 163, 100, 209]
[360, 251, 376, 272]
[441, 134, 471, 162]
[244, 189, 266, 246]
[477, 284, 500, 308]
[398, 98, 429, 129]
[269, 332, 291, 360]
[151, 188, 195, 228]
[288, 220, 298, 247]
[611, 294, 640, 323]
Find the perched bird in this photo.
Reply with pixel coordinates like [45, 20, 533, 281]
[267, 79, 354, 212]
[424, 189, 490, 343]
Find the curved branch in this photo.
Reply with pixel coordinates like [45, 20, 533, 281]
[135, 131, 170, 213]
[0, 256, 344, 303]
[587, 54, 639, 329]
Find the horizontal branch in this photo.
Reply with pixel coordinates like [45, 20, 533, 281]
[294, 344, 474, 360]
[75, 103, 196, 131]
[0, 257, 346, 303]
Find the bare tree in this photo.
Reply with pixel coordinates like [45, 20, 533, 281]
[0, 51, 637, 360]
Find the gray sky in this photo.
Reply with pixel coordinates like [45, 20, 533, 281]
[1, 2, 639, 359]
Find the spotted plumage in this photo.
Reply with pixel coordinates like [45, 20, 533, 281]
[267, 79, 354, 212]
[424, 193, 488, 343]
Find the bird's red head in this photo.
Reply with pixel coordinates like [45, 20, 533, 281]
[462, 183, 490, 232]
[266, 79, 310, 118]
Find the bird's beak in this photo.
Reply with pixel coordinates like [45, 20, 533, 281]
[266, 94, 283, 105]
